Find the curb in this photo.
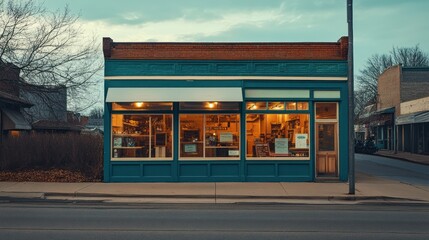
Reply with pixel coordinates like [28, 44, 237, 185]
[0, 192, 45, 201]
[42, 192, 423, 202]
[1, 192, 427, 205]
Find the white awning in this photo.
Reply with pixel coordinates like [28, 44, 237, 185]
[106, 87, 243, 102]
[2, 108, 31, 130]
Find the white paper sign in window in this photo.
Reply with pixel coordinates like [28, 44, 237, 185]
[295, 134, 308, 148]
[275, 138, 289, 154]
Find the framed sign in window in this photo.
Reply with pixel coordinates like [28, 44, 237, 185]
[219, 132, 233, 143]
[255, 143, 270, 157]
[184, 144, 197, 153]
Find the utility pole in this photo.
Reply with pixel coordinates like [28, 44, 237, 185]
[347, 0, 355, 194]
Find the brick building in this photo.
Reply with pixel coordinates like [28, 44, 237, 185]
[103, 37, 351, 182]
[369, 65, 429, 154]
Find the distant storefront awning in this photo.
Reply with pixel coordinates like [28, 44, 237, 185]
[1, 108, 31, 130]
[396, 111, 429, 125]
[106, 88, 243, 102]
[375, 107, 395, 115]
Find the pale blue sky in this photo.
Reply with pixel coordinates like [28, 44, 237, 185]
[34, 0, 429, 76]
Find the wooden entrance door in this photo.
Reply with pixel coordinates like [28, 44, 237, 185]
[316, 123, 338, 177]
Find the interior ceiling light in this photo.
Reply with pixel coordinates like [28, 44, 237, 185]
[207, 102, 217, 109]
[134, 102, 144, 108]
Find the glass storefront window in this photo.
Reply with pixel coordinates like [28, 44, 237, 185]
[246, 102, 267, 110]
[285, 102, 296, 110]
[180, 114, 240, 159]
[112, 102, 173, 111]
[268, 102, 285, 110]
[179, 114, 204, 158]
[111, 114, 173, 160]
[246, 114, 310, 159]
[297, 102, 309, 110]
[316, 103, 337, 119]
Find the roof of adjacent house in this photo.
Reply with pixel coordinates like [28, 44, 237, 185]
[103, 37, 348, 61]
[0, 90, 33, 107]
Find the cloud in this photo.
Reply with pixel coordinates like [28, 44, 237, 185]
[120, 12, 141, 21]
[81, 7, 300, 42]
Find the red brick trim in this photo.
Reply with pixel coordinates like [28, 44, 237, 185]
[103, 37, 348, 60]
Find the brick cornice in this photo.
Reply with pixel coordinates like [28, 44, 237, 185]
[103, 37, 348, 61]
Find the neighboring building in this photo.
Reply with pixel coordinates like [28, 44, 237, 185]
[20, 84, 67, 123]
[1, 61, 82, 135]
[364, 65, 429, 154]
[103, 37, 350, 182]
[0, 62, 32, 139]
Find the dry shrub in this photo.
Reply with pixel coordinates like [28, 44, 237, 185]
[0, 133, 103, 180]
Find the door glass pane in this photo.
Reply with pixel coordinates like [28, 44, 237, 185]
[318, 124, 335, 151]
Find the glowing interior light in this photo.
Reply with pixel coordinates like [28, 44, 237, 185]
[208, 102, 215, 108]
[134, 102, 144, 108]
[250, 104, 257, 110]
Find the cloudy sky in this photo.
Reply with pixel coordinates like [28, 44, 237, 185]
[34, 0, 429, 74]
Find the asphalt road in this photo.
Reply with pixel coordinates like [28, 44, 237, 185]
[355, 153, 429, 186]
[0, 203, 428, 240]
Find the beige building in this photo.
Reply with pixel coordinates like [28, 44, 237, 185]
[371, 65, 429, 154]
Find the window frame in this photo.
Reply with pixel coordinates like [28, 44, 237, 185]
[179, 113, 241, 161]
[111, 113, 174, 161]
[245, 100, 311, 161]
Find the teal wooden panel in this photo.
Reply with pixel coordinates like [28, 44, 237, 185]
[254, 64, 279, 73]
[105, 60, 347, 77]
[247, 164, 276, 177]
[111, 164, 140, 177]
[179, 64, 210, 73]
[210, 164, 239, 177]
[283, 63, 310, 73]
[217, 64, 248, 73]
[278, 164, 310, 177]
[148, 64, 175, 73]
[142, 164, 172, 177]
[179, 164, 208, 177]
[315, 64, 339, 74]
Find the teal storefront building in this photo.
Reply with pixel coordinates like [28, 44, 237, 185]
[103, 37, 350, 182]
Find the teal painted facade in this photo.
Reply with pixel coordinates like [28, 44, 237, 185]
[104, 60, 349, 182]
[105, 60, 347, 77]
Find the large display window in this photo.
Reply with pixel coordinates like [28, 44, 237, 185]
[179, 114, 240, 160]
[111, 114, 173, 160]
[246, 113, 310, 159]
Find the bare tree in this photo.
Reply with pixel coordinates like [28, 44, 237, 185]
[356, 45, 429, 117]
[0, 0, 102, 118]
[89, 107, 104, 119]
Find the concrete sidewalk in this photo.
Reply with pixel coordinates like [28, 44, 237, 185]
[375, 150, 429, 165]
[1, 173, 428, 204]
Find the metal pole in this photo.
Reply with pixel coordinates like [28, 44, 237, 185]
[394, 111, 397, 154]
[347, 0, 355, 194]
